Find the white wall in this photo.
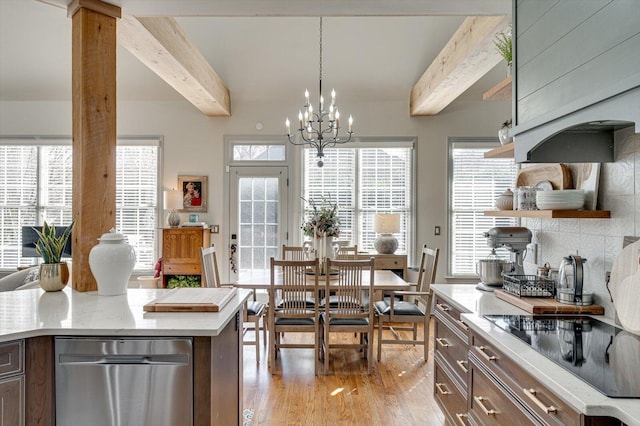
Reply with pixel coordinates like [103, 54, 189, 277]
[522, 128, 639, 319]
[0, 97, 511, 282]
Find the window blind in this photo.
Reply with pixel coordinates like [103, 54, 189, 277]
[0, 139, 159, 270]
[449, 141, 518, 276]
[303, 143, 413, 254]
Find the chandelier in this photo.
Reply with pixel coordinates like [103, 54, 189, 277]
[285, 17, 353, 168]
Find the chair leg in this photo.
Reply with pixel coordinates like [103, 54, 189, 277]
[423, 317, 430, 361]
[377, 316, 383, 361]
[254, 317, 260, 364]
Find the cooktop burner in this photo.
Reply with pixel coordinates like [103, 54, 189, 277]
[483, 314, 640, 398]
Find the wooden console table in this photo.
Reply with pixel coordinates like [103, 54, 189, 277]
[356, 253, 407, 280]
[161, 227, 211, 287]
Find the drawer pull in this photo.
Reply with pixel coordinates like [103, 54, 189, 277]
[455, 413, 468, 426]
[455, 319, 469, 331]
[456, 359, 468, 373]
[475, 345, 496, 362]
[474, 396, 497, 416]
[435, 338, 450, 348]
[435, 382, 452, 395]
[523, 388, 558, 414]
[436, 303, 451, 312]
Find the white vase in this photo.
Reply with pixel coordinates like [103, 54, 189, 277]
[498, 126, 513, 146]
[312, 235, 338, 274]
[89, 228, 136, 296]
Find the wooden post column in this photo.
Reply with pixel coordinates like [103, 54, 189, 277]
[68, 0, 121, 292]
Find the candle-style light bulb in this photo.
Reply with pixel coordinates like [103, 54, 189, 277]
[285, 118, 291, 134]
[348, 115, 353, 132]
[308, 104, 313, 116]
[320, 95, 324, 111]
[331, 89, 336, 104]
[298, 110, 303, 128]
[305, 89, 310, 106]
[329, 104, 334, 121]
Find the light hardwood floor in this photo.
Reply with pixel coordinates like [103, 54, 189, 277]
[242, 319, 445, 425]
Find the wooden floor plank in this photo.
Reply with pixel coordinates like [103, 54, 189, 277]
[242, 319, 445, 425]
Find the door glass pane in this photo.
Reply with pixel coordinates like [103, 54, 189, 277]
[237, 177, 279, 280]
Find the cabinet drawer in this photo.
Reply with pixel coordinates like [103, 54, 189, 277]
[163, 263, 200, 275]
[469, 357, 540, 426]
[434, 296, 469, 335]
[373, 257, 406, 270]
[0, 340, 23, 378]
[434, 360, 468, 426]
[435, 318, 468, 388]
[470, 333, 580, 425]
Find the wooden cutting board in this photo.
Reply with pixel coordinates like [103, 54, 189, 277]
[516, 164, 573, 190]
[609, 239, 640, 333]
[494, 289, 604, 314]
[143, 287, 235, 312]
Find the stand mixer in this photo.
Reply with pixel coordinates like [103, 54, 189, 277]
[477, 227, 532, 292]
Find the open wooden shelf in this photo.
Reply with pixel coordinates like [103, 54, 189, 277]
[484, 210, 611, 219]
[483, 75, 512, 100]
[484, 143, 514, 158]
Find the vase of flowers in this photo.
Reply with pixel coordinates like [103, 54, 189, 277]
[34, 221, 75, 292]
[301, 197, 341, 274]
[494, 25, 512, 77]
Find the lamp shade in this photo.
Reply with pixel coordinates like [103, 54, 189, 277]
[373, 214, 400, 234]
[163, 190, 183, 210]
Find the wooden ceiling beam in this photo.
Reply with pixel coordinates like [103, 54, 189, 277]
[118, 15, 231, 116]
[410, 15, 511, 116]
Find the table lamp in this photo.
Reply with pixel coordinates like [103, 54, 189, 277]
[373, 214, 400, 254]
[163, 189, 183, 227]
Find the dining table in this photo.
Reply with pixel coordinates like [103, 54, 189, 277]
[233, 269, 410, 302]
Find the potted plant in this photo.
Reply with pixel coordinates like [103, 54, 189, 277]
[301, 197, 341, 274]
[34, 221, 75, 292]
[499, 119, 513, 146]
[494, 25, 512, 76]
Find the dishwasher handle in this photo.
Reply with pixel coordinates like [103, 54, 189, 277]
[59, 353, 189, 366]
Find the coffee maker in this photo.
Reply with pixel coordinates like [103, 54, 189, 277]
[479, 227, 533, 291]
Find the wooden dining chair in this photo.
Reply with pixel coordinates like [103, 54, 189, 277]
[320, 258, 375, 374]
[336, 245, 358, 260]
[200, 246, 267, 363]
[281, 244, 308, 261]
[268, 257, 321, 375]
[375, 245, 439, 362]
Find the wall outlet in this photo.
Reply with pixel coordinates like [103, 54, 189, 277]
[434, 226, 441, 236]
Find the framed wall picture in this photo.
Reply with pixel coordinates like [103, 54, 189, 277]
[178, 175, 208, 212]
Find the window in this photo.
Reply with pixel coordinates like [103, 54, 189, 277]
[302, 138, 414, 256]
[0, 137, 160, 271]
[448, 138, 518, 276]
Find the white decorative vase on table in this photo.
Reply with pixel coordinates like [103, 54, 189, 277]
[89, 228, 136, 296]
[313, 234, 338, 275]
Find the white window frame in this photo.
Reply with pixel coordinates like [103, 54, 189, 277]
[447, 137, 519, 278]
[0, 136, 162, 272]
[301, 137, 416, 262]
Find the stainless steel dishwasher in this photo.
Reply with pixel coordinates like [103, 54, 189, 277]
[55, 337, 193, 426]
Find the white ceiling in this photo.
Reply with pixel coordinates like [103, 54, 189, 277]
[0, 0, 511, 106]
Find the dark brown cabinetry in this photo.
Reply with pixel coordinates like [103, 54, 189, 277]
[161, 227, 211, 287]
[0, 340, 24, 426]
[433, 295, 470, 425]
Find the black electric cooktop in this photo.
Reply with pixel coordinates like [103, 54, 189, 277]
[483, 314, 640, 398]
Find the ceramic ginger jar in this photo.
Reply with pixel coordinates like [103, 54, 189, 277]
[89, 228, 136, 296]
[495, 189, 514, 211]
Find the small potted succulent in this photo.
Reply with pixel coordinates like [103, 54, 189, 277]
[498, 119, 513, 146]
[34, 221, 75, 291]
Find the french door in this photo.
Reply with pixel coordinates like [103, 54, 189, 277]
[228, 166, 288, 282]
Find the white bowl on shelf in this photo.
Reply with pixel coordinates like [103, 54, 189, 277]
[137, 276, 160, 288]
[536, 200, 585, 210]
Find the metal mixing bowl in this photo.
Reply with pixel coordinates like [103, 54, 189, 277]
[477, 259, 513, 285]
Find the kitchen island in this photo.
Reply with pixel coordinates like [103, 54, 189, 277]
[431, 284, 640, 426]
[0, 287, 251, 426]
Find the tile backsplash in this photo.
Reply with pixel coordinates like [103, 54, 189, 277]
[521, 127, 639, 319]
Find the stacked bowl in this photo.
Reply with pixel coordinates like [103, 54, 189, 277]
[536, 189, 585, 210]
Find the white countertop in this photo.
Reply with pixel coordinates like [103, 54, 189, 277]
[431, 284, 640, 426]
[0, 287, 252, 343]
